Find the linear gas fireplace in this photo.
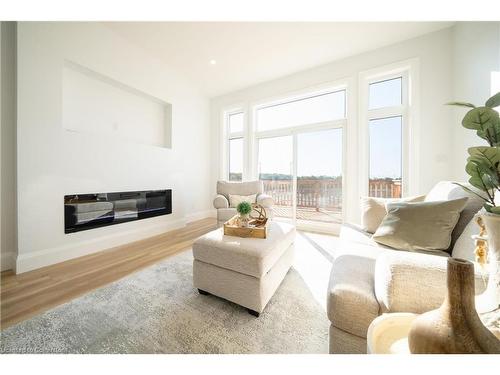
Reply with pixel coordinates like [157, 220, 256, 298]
[64, 189, 172, 233]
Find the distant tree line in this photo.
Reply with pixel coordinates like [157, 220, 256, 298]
[259, 173, 342, 181]
[229, 173, 399, 182]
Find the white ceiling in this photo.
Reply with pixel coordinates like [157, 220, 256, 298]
[105, 22, 453, 98]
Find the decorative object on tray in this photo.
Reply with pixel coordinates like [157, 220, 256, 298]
[448, 91, 500, 313]
[408, 258, 500, 354]
[249, 203, 267, 226]
[236, 201, 252, 228]
[223, 204, 268, 239]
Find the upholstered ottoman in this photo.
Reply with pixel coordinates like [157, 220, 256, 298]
[192, 221, 295, 317]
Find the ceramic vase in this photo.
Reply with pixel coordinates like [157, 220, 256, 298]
[239, 213, 249, 228]
[476, 213, 500, 313]
[408, 258, 500, 354]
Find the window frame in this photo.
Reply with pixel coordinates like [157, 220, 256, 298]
[358, 59, 420, 199]
[223, 108, 246, 181]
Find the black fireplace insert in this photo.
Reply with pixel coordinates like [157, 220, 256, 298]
[64, 189, 172, 233]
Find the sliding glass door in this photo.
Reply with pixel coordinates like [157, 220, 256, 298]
[296, 128, 343, 224]
[255, 87, 346, 229]
[257, 136, 294, 220]
[257, 128, 343, 226]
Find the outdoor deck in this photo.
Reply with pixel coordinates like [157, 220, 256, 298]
[272, 205, 342, 223]
[262, 177, 400, 223]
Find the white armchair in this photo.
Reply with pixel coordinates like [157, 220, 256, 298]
[213, 180, 274, 224]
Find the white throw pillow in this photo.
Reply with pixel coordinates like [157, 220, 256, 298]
[360, 195, 425, 233]
[228, 194, 256, 208]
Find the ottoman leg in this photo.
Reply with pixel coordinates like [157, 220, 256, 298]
[247, 309, 260, 317]
[198, 289, 210, 295]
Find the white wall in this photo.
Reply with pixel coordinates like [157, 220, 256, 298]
[16, 22, 213, 273]
[451, 22, 500, 181]
[1, 22, 17, 272]
[62, 61, 172, 149]
[210, 28, 455, 224]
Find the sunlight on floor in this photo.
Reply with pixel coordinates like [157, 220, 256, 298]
[292, 231, 344, 311]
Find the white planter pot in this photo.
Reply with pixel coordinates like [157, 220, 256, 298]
[476, 213, 500, 313]
[239, 213, 249, 228]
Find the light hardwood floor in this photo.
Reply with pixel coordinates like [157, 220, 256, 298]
[0, 218, 218, 330]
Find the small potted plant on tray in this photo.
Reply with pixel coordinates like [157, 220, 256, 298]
[236, 201, 252, 228]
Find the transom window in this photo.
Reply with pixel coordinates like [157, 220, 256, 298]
[368, 77, 402, 110]
[256, 90, 345, 132]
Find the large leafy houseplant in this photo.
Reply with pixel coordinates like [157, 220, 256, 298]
[448, 91, 500, 214]
[449, 91, 500, 313]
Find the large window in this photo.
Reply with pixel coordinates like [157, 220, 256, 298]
[227, 111, 244, 181]
[365, 74, 406, 198]
[220, 60, 417, 233]
[255, 88, 346, 226]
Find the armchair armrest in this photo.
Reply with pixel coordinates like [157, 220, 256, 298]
[256, 193, 274, 208]
[374, 252, 486, 314]
[213, 194, 229, 209]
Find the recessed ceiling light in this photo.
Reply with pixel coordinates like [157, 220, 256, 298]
[209, 59, 217, 65]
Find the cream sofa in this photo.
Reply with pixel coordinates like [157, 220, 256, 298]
[213, 180, 274, 224]
[327, 181, 486, 354]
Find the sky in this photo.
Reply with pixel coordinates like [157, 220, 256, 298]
[369, 116, 402, 179]
[257, 90, 345, 131]
[257, 129, 343, 177]
[230, 78, 403, 179]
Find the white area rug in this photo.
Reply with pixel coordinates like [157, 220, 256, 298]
[1, 232, 338, 354]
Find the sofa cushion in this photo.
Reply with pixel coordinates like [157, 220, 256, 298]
[425, 181, 483, 251]
[327, 255, 380, 337]
[339, 222, 451, 258]
[217, 180, 263, 199]
[360, 195, 425, 234]
[340, 223, 392, 250]
[373, 198, 468, 252]
[228, 194, 257, 208]
[192, 221, 295, 278]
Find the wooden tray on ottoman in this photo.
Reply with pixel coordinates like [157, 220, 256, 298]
[223, 215, 268, 239]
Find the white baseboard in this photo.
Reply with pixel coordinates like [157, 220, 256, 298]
[15, 217, 187, 274]
[185, 209, 216, 223]
[1, 251, 15, 272]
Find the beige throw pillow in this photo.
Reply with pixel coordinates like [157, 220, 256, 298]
[228, 194, 256, 208]
[360, 195, 425, 233]
[372, 198, 469, 252]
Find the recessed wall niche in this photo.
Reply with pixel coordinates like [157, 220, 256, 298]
[62, 61, 172, 148]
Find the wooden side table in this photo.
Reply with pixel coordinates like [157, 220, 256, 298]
[367, 310, 500, 354]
